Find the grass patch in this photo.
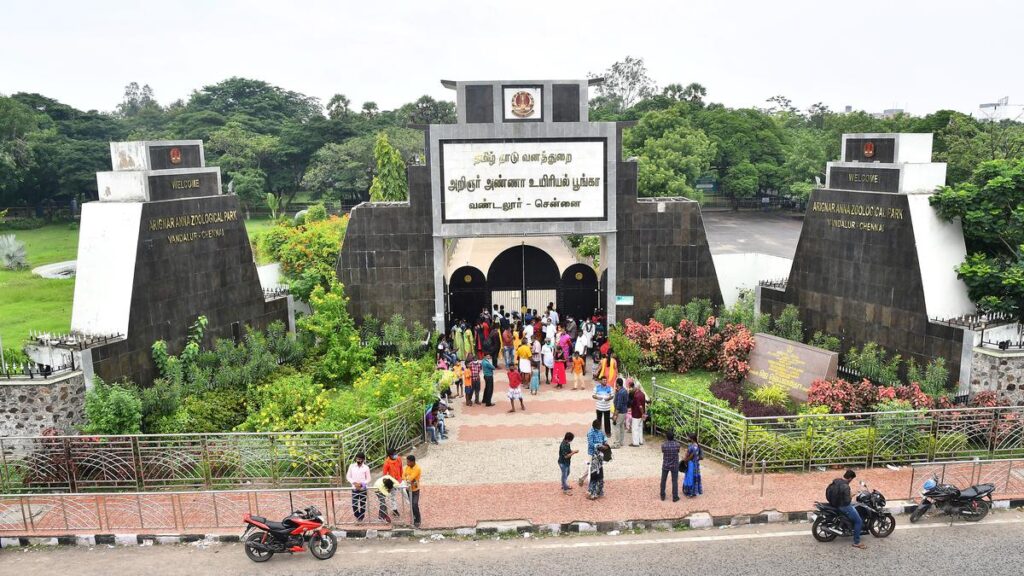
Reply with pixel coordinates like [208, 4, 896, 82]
[0, 225, 80, 347]
[243, 217, 277, 245]
[0, 219, 271, 349]
[651, 370, 719, 399]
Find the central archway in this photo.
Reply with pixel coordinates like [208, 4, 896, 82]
[487, 244, 559, 315]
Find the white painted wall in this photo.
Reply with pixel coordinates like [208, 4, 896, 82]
[71, 202, 142, 336]
[906, 194, 975, 319]
[445, 236, 584, 280]
[257, 263, 281, 289]
[96, 171, 148, 202]
[713, 252, 793, 307]
[900, 164, 947, 193]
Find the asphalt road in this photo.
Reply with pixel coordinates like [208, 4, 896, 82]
[4, 511, 1023, 576]
[703, 210, 803, 259]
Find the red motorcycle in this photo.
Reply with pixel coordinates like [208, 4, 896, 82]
[242, 506, 337, 562]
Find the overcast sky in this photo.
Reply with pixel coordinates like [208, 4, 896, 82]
[2, 0, 1021, 118]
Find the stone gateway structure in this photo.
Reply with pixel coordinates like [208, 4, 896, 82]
[759, 133, 975, 384]
[70, 141, 292, 387]
[338, 79, 721, 330]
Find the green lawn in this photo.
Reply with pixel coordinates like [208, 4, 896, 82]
[0, 218, 273, 350]
[649, 370, 721, 401]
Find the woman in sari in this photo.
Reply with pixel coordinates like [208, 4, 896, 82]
[682, 433, 703, 497]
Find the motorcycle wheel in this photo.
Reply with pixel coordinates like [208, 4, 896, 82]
[961, 500, 991, 522]
[870, 513, 896, 538]
[309, 532, 337, 560]
[909, 501, 931, 524]
[811, 517, 837, 542]
[244, 532, 274, 563]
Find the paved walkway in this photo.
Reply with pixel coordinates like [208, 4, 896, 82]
[402, 369, 915, 529]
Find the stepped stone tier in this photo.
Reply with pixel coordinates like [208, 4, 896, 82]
[758, 133, 975, 384]
[337, 79, 720, 330]
[71, 141, 292, 387]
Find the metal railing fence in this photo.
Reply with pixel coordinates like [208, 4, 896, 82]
[907, 458, 1024, 500]
[0, 485, 415, 534]
[0, 397, 426, 494]
[650, 384, 1024, 473]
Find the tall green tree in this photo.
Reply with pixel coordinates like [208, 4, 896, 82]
[368, 132, 409, 202]
[930, 158, 1024, 319]
[623, 104, 715, 199]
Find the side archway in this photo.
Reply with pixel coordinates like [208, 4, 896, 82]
[559, 264, 599, 322]
[448, 266, 488, 326]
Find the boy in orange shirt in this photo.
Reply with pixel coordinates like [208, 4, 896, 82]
[571, 352, 585, 390]
[461, 360, 473, 406]
[453, 362, 465, 398]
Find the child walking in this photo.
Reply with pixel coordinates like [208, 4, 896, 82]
[507, 368, 526, 412]
[529, 361, 541, 395]
[453, 362, 465, 398]
[571, 353, 584, 391]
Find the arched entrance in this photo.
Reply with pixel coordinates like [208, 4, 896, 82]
[559, 264, 598, 321]
[487, 245, 559, 316]
[448, 266, 488, 325]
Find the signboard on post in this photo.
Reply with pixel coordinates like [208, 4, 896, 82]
[440, 139, 607, 222]
[746, 333, 839, 402]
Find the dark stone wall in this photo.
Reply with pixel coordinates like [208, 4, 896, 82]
[91, 194, 288, 386]
[615, 160, 722, 322]
[465, 85, 494, 124]
[764, 188, 963, 379]
[336, 165, 435, 327]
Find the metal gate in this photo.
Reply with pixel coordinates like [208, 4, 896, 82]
[491, 290, 522, 315]
[525, 289, 557, 314]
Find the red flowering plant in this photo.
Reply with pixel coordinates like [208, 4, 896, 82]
[718, 324, 754, 383]
[806, 378, 880, 414]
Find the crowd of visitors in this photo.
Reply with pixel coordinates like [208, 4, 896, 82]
[436, 303, 608, 413]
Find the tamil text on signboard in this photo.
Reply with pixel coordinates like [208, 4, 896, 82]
[441, 139, 606, 221]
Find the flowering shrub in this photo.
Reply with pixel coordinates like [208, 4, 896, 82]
[255, 214, 348, 300]
[969, 391, 1003, 408]
[622, 317, 721, 373]
[806, 378, 879, 413]
[718, 324, 754, 383]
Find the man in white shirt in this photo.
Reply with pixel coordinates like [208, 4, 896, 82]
[345, 452, 371, 522]
[547, 304, 559, 327]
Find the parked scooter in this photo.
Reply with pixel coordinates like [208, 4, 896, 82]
[242, 506, 336, 562]
[812, 481, 895, 542]
[909, 473, 995, 523]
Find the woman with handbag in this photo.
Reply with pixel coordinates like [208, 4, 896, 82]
[682, 434, 703, 498]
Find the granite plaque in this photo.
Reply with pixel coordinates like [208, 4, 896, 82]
[149, 145, 203, 170]
[828, 166, 900, 193]
[148, 171, 220, 201]
[844, 138, 896, 163]
[746, 333, 838, 402]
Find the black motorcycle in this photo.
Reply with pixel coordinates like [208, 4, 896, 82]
[812, 482, 895, 542]
[909, 473, 995, 523]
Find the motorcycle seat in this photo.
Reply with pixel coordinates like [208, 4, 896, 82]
[250, 515, 268, 524]
[815, 502, 841, 512]
[959, 484, 994, 499]
[264, 519, 295, 533]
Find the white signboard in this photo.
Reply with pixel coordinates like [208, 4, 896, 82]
[441, 140, 606, 222]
